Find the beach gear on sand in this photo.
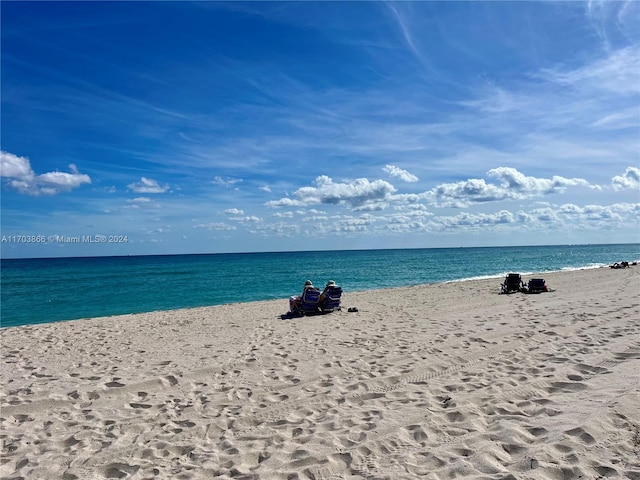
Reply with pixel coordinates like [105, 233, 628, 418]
[320, 285, 343, 312]
[500, 273, 523, 294]
[610, 261, 630, 269]
[289, 280, 343, 316]
[523, 278, 548, 294]
[289, 287, 321, 316]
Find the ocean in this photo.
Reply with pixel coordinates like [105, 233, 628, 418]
[1, 243, 639, 328]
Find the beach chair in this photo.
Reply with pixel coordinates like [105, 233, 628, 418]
[298, 288, 321, 316]
[501, 273, 523, 294]
[320, 286, 343, 313]
[524, 278, 547, 294]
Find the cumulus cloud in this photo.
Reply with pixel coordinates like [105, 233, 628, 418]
[428, 178, 508, 206]
[224, 208, 244, 215]
[559, 202, 637, 221]
[110, 166, 636, 243]
[236, 216, 262, 223]
[0, 151, 91, 196]
[438, 210, 517, 229]
[260, 196, 637, 239]
[428, 167, 592, 207]
[611, 166, 640, 190]
[529, 207, 562, 224]
[273, 211, 294, 218]
[487, 167, 591, 194]
[127, 177, 169, 194]
[1, 151, 34, 178]
[383, 164, 419, 182]
[266, 175, 396, 209]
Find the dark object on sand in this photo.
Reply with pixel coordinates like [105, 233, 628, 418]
[289, 284, 343, 316]
[523, 278, 548, 294]
[610, 261, 630, 269]
[501, 273, 523, 294]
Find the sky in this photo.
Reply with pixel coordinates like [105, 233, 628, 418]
[1, 1, 639, 258]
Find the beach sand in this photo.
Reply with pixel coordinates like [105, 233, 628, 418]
[1, 266, 639, 479]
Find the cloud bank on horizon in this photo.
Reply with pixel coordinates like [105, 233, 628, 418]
[1, 1, 638, 257]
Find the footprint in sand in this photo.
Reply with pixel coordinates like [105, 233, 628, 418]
[100, 463, 140, 479]
[62, 435, 81, 448]
[546, 381, 587, 393]
[104, 380, 125, 388]
[160, 375, 178, 386]
[564, 426, 596, 445]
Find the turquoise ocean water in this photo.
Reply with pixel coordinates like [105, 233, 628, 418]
[1, 244, 639, 328]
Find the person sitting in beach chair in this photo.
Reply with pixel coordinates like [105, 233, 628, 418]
[523, 278, 548, 294]
[501, 273, 523, 294]
[289, 280, 321, 316]
[319, 280, 343, 312]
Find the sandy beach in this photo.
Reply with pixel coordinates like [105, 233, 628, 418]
[1, 266, 639, 479]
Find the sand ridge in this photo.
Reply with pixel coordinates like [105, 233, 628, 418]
[1, 266, 639, 479]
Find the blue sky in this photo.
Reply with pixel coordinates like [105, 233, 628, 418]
[1, 1, 639, 258]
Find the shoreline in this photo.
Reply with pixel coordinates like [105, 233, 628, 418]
[3, 263, 637, 330]
[1, 266, 639, 479]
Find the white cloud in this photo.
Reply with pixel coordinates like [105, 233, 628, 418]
[428, 178, 508, 207]
[226, 213, 263, 225]
[356, 199, 639, 237]
[0, 151, 34, 178]
[194, 222, 237, 231]
[127, 177, 169, 194]
[487, 167, 591, 194]
[529, 207, 564, 224]
[273, 211, 294, 218]
[267, 197, 300, 208]
[383, 164, 419, 183]
[0, 151, 91, 196]
[559, 202, 638, 221]
[611, 166, 640, 190]
[302, 213, 329, 221]
[539, 46, 640, 95]
[590, 107, 640, 129]
[236, 216, 262, 223]
[212, 176, 243, 187]
[585, 1, 639, 48]
[127, 197, 152, 203]
[224, 208, 244, 215]
[438, 210, 518, 229]
[266, 175, 396, 209]
[428, 167, 593, 207]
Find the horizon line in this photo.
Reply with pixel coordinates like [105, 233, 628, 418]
[2, 242, 639, 261]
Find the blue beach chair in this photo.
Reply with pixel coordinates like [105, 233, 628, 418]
[298, 287, 321, 316]
[320, 286, 343, 313]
